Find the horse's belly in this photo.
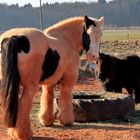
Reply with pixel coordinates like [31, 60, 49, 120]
[40, 64, 64, 86]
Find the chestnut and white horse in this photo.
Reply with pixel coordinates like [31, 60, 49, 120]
[0, 15, 104, 140]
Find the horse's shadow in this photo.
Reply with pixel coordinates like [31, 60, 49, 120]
[33, 137, 56, 140]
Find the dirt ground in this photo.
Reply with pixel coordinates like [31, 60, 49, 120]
[0, 77, 140, 140]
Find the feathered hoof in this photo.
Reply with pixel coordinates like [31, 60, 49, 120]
[58, 111, 74, 126]
[38, 113, 54, 127]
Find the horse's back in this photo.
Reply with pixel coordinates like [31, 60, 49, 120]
[0, 28, 50, 85]
[0, 28, 48, 52]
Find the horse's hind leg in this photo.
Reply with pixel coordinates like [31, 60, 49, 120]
[57, 75, 77, 126]
[8, 85, 37, 140]
[38, 85, 54, 126]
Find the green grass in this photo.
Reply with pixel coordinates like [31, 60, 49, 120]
[102, 30, 140, 41]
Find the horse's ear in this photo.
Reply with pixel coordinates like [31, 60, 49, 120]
[98, 16, 104, 26]
[84, 15, 96, 29]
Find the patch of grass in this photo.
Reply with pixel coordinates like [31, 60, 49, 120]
[102, 30, 140, 41]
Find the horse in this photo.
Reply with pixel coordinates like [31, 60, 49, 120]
[0, 15, 104, 140]
[96, 53, 140, 103]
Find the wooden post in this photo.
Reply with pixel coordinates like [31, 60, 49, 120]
[39, 0, 43, 30]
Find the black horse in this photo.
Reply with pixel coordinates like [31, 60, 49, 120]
[96, 53, 140, 103]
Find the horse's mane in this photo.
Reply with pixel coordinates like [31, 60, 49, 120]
[45, 16, 98, 32]
[45, 16, 85, 33]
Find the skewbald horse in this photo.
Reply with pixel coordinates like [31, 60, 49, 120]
[0, 15, 104, 140]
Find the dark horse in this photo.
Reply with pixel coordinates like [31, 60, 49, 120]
[0, 15, 104, 140]
[96, 53, 140, 103]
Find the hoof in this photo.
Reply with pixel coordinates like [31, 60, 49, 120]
[38, 113, 54, 127]
[58, 111, 74, 126]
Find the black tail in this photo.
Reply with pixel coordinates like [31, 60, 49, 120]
[1, 35, 30, 127]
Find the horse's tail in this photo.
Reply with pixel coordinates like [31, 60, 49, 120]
[1, 35, 30, 127]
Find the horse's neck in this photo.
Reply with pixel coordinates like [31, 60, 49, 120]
[46, 19, 84, 53]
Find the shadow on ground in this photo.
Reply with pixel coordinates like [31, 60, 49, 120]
[33, 137, 57, 140]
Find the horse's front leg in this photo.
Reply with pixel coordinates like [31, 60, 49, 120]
[8, 86, 36, 140]
[38, 85, 54, 126]
[57, 75, 77, 126]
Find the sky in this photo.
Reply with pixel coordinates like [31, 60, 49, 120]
[0, 0, 111, 7]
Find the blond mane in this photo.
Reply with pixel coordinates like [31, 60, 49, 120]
[45, 16, 84, 32]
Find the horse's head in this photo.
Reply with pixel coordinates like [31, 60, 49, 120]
[95, 53, 111, 82]
[83, 15, 104, 61]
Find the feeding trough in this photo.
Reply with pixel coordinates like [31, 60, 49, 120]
[54, 93, 135, 122]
